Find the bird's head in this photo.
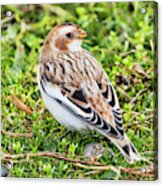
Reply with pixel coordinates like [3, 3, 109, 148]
[46, 23, 87, 52]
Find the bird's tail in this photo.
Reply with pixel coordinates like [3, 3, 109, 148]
[110, 135, 141, 164]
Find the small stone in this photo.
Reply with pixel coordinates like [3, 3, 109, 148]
[84, 143, 106, 159]
[6, 163, 13, 170]
[140, 8, 146, 14]
[6, 11, 12, 17]
[141, 167, 146, 173]
[109, 150, 115, 158]
[1, 166, 8, 177]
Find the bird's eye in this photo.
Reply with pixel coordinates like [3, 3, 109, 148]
[66, 32, 73, 39]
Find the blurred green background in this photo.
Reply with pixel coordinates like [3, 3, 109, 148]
[1, 1, 157, 180]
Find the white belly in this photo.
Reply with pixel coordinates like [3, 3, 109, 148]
[40, 90, 88, 131]
[37, 65, 88, 131]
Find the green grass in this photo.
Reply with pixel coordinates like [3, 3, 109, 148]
[1, 2, 157, 180]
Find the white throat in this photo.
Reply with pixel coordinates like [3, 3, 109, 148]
[68, 40, 82, 52]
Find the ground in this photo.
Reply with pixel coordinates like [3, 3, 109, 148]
[1, 1, 158, 180]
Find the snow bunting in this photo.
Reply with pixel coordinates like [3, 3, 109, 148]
[38, 23, 141, 164]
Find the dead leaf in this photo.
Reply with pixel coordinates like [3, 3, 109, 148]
[11, 95, 32, 115]
[117, 86, 132, 102]
[130, 74, 140, 84]
[2, 130, 33, 138]
[116, 74, 130, 86]
[133, 64, 151, 80]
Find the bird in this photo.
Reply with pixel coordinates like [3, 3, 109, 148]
[38, 23, 141, 164]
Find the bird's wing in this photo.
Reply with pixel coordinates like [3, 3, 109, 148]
[40, 80, 123, 140]
[83, 50, 124, 135]
[96, 81, 124, 135]
[39, 51, 124, 139]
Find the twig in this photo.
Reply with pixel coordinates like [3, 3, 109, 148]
[1, 130, 33, 138]
[119, 49, 136, 57]
[130, 110, 153, 116]
[124, 121, 152, 133]
[1, 15, 15, 26]
[146, 115, 154, 120]
[11, 94, 32, 115]
[74, 163, 120, 175]
[120, 166, 154, 177]
[75, 163, 154, 178]
[2, 152, 155, 177]
[84, 170, 102, 176]
[136, 125, 152, 133]
[141, 151, 156, 155]
[130, 89, 147, 105]
[41, 4, 71, 16]
[133, 64, 151, 80]
[128, 111, 153, 123]
[117, 63, 134, 73]
[117, 87, 132, 101]
[2, 152, 101, 166]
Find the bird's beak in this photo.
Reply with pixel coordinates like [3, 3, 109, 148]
[78, 29, 87, 39]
